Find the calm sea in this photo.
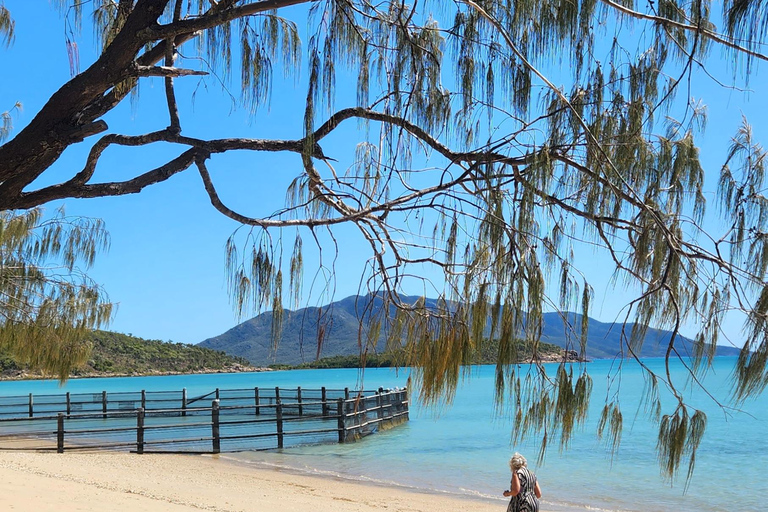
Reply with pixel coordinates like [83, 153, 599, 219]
[0, 357, 763, 512]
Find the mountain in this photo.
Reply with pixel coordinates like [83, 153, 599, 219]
[200, 294, 393, 366]
[539, 312, 741, 359]
[0, 331, 259, 379]
[199, 294, 742, 365]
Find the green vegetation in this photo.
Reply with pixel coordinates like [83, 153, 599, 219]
[0, 208, 112, 379]
[473, 338, 567, 365]
[0, 331, 253, 378]
[270, 353, 399, 370]
[273, 338, 569, 370]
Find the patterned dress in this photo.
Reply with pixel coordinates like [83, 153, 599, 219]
[506, 467, 539, 512]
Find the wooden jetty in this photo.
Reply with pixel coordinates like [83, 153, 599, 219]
[0, 386, 409, 453]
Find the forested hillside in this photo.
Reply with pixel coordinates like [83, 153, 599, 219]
[0, 331, 258, 379]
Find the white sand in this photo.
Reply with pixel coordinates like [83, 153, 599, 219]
[0, 450, 510, 511]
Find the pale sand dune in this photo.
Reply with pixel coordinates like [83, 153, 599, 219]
[0, 451, 508, 511]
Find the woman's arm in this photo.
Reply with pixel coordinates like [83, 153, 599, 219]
[506, 471, 521, 496]
[534, 481, 542, 499]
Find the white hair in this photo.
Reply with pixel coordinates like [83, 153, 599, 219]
[509, 452, 527, 471]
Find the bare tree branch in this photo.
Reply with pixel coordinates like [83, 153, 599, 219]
[137, 65, 208, 77]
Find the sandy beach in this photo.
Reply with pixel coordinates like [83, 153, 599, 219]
[0, 450, 509, 512]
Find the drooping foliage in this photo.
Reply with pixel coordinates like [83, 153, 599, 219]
[0, 208, 112, 379]
[0, 2, 12, 48]
[0, 1, 15, 143]
[2, 0, 768, 482]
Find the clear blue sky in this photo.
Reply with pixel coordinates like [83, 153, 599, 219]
[1, 1, 765, 347]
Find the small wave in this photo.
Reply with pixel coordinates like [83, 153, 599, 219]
[216, 453, 644, 512]
[540, 497, 639, 512]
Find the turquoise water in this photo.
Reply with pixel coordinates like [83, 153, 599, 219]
[0, 358, 763, 511]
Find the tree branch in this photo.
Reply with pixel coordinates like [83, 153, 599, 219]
[163, 0, 184, 134]
[151, 0, 312, 40]
[600, 0, 768, 62]
[9, 132, 315, 209]
[313, 107, 533, 167]
[136, 65, 208, 77]
[77, 0, 311, 133]
[13, 148, 200, 208]
[0, 0, 171, 201]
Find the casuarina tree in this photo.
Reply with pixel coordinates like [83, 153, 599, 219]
[2, 0, 768, 481]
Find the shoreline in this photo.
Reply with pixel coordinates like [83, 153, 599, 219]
[216, 452, 589, 512]
[0, 449, 581, 512]
[0, 347, 592, 381]
[216, 451, 506, 502]
[0, 366, 272, 381]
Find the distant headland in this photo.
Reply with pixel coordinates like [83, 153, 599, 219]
[0, 330, 268, 380]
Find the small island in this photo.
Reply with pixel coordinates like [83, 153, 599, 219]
[271, 339, 585, 370]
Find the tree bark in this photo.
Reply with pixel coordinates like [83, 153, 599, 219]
[0, 0, 170, 206]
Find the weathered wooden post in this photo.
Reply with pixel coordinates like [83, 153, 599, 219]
[181, 388, 187, 417]
[254, 387, 260, 416]
[297, 387, 303, 416]
[28, 393, 33, 418]
[321, 387, 328, 417]
[141, 390, 147, 410]
[215, 388, 220, 400]
[336, 398, 345, 443]
[344, 388, 351, 416]
[274, 386, 280, 406]
[275, 399, 284, 449]
[66, 392, 71, 416]
[102, 391, 108, 419]
[211, 399, 221, 454]
[136, 408, 145, 454]
[376, 388, 383, 421]
[57, 413, 65, 453]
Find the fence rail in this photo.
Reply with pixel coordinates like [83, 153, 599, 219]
[0, 386, 409, 454]
[0, 386, 372, 418]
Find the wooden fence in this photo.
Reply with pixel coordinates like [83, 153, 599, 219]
[0, 386, 409, 453]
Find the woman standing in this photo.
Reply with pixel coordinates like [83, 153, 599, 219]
[503, 453, 542, 512]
